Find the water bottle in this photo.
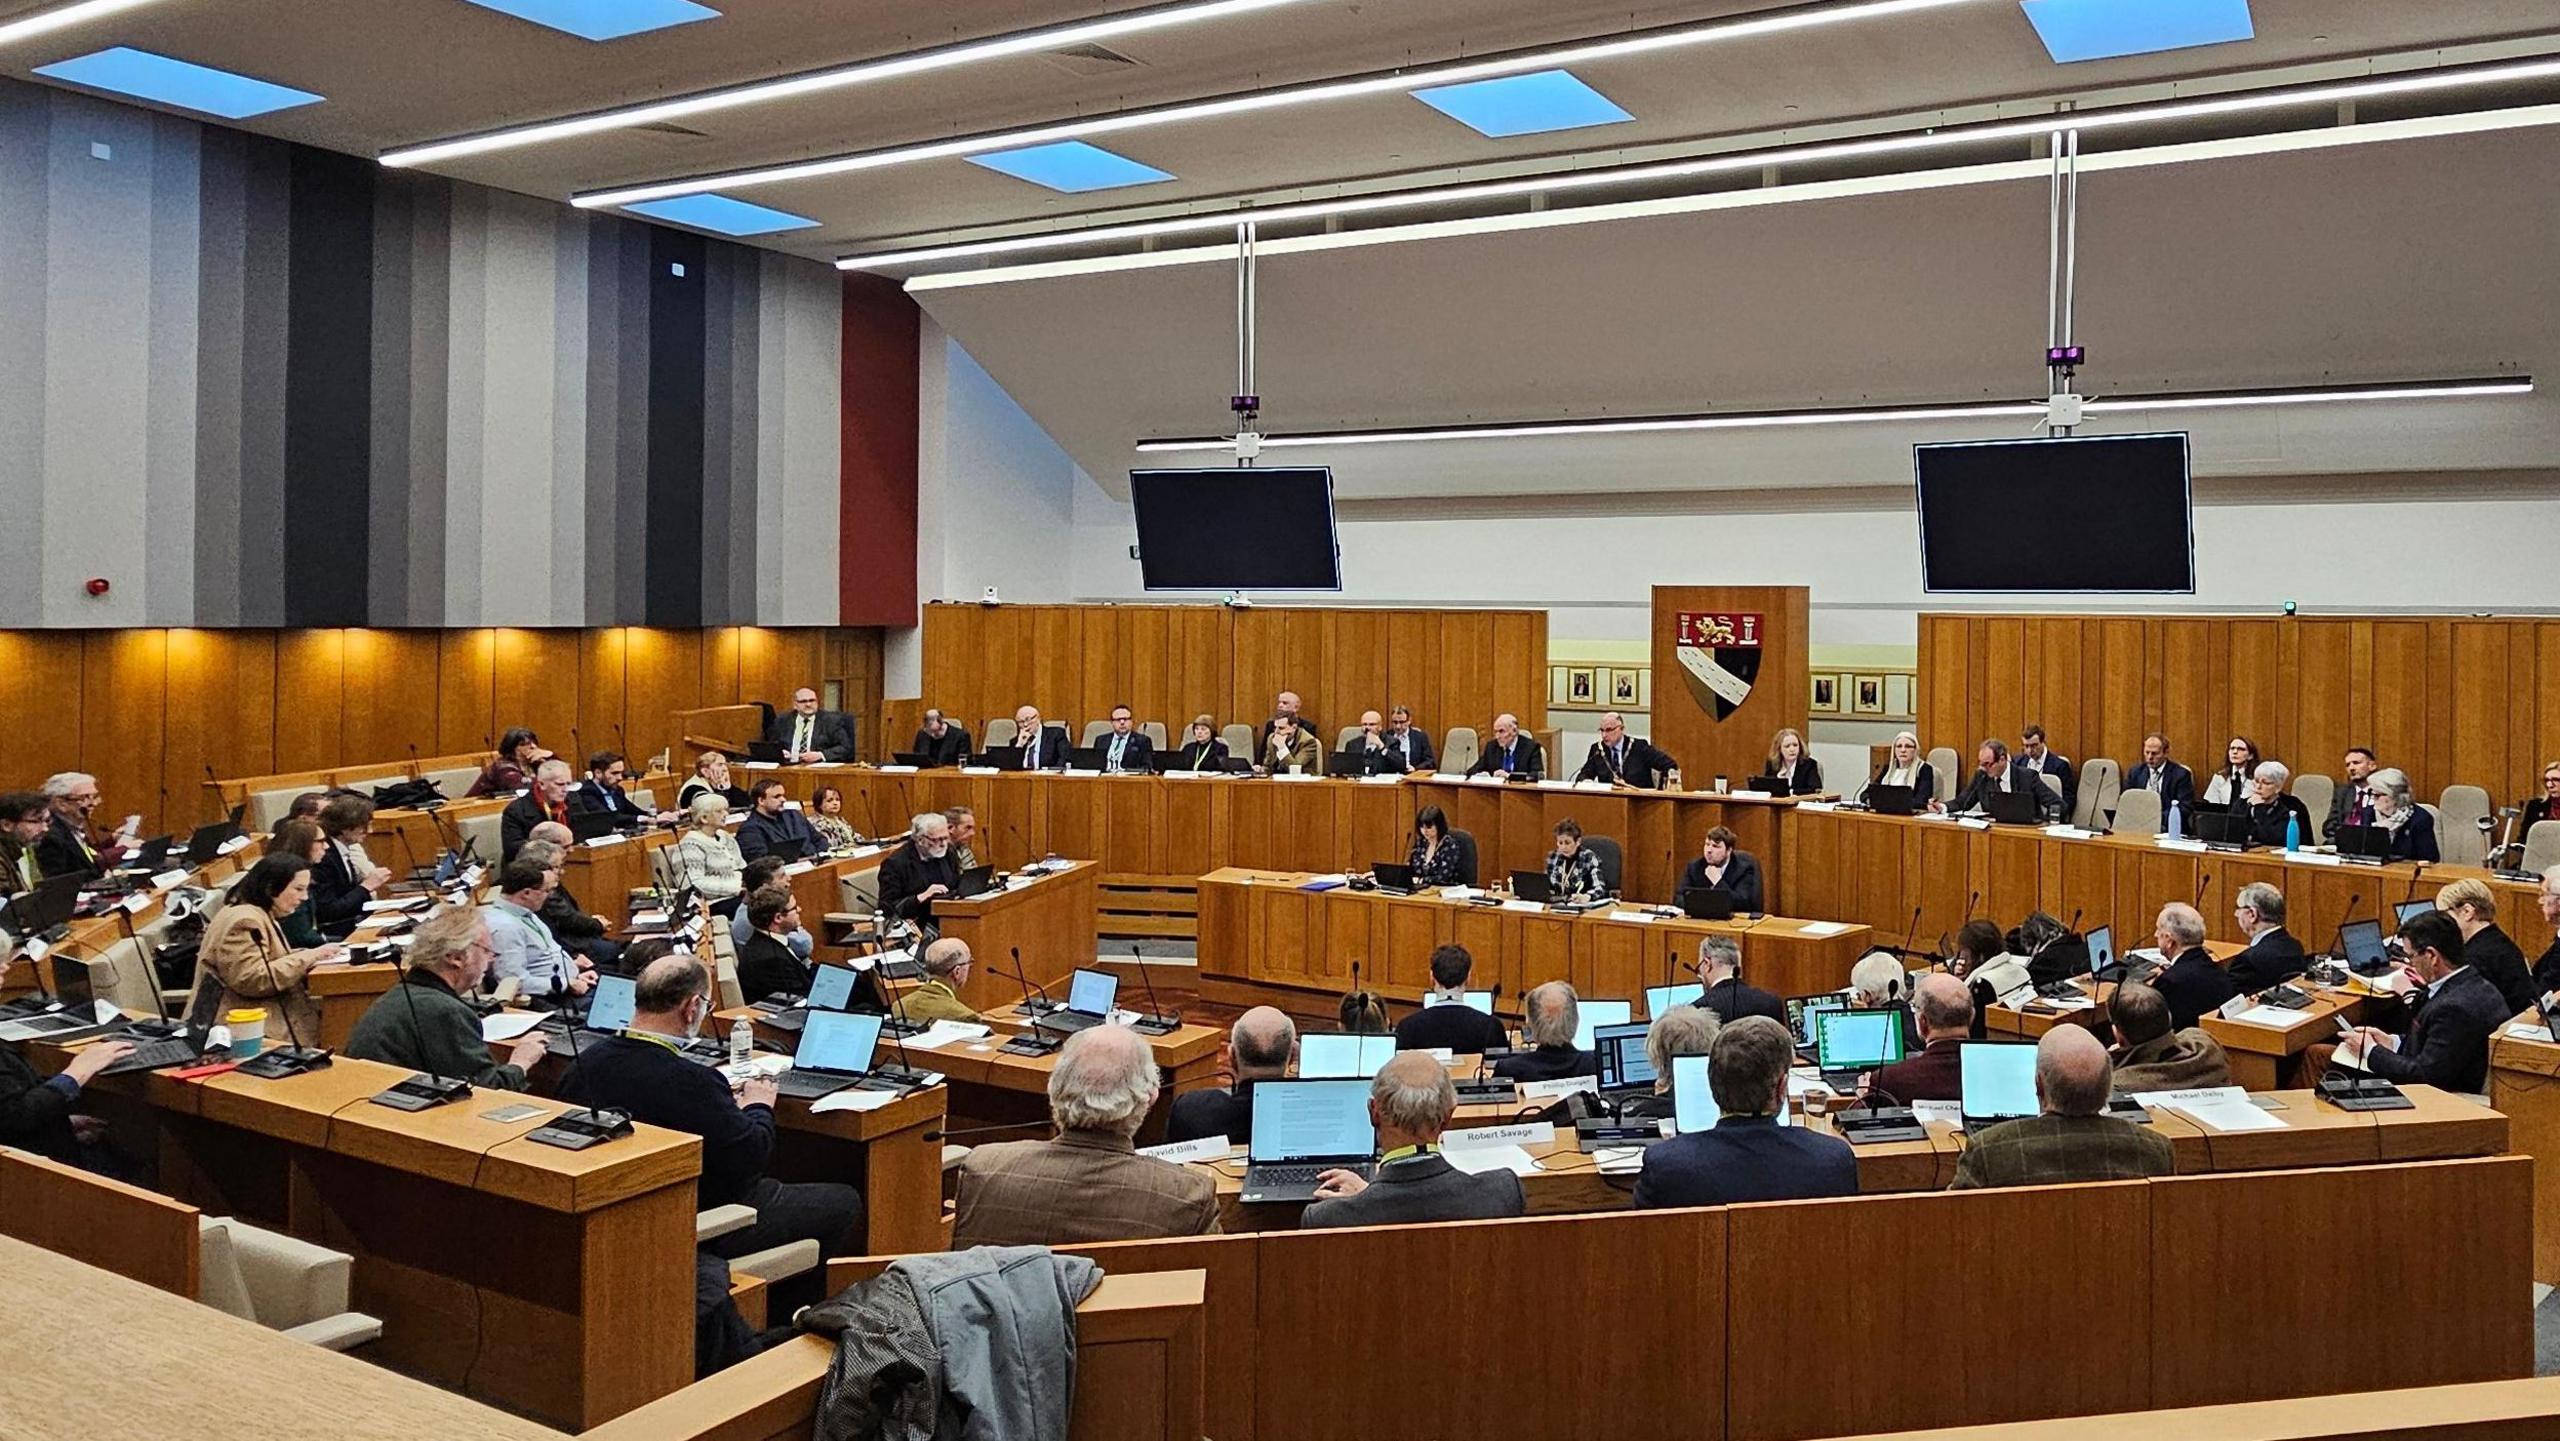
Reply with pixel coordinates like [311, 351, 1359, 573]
[2285, 813, 2302, 853]
[729, 1016, 754, 1065]
[2166, 801, 2183, 839]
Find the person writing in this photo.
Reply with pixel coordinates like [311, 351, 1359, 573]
[194, 854, 347, 1050]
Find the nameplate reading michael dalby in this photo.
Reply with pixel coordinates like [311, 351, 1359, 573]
[1674, 611, 1764, 720]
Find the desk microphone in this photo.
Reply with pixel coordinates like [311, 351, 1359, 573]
[1000, 946, 1062, 1055]
[1896, 905, 1924, 962]
[107, 902, 176, 1028]
[370, 956, 471, 1110]
[2191, 871, 2213, 914]
[872, 966, 933, 1088]
[232, 931, 331, 1078]
[1126, 942, 1180, 1034]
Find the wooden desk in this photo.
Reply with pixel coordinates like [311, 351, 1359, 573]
[1985, 962, 2368, 1090]
[2489, 1016, 2560, 1284]
[929, 860, 1100, 1011]
[1198, 868, 1872, 1009]
[307, 962, 399, 1050]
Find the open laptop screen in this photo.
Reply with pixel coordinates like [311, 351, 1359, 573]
[1669, 1052, 1788, 1133]
[584, 974, 636, 1032]
[796, 1011, 883, 1073]
[807, 966, 858, 1013]
[1300, 1034, 1397, 1079]
[2393, 899, 2435, 928]
[1785, 994, 1848, 1047]
[1248, 1079, 1376, 1162]
[2340, 919, 2387, 971]
[2085, 925, 2115, 976]
[1959, 1042, 2038, 1125]
[1572, 998, 1634, 1051]
[1815, 1008, 1905, 1070]
[1645, 982, 1703, 1018]
[1593, 1022, 1654, 1091]
[1065, 968, 1119, 1017]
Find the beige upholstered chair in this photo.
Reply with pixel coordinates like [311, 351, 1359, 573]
[2290, 772, 2334, 837]
[1442, 727, 1481, 774]
[2436, 786, 2492, 867]
[197, 1218, 382, 1352]
[2521, 821, 2560, 875]
[1220, 723, 1255, 758]
[981, 718, 1017, 751]
[1926, 748, 1960, 804]
[2111, 788, 2163, 837]
[2077, 758, 2122, 831]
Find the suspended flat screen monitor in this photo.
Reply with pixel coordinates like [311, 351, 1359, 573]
[1130, 466, 1342, 591]
[1914, 433, 2195, 593]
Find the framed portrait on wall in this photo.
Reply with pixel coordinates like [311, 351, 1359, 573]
[1852, 675, 1885, 716]
[1810, 675, 1839, 714]
[1569, 668, 1597, 705]
[1611, 668, 1640, 706]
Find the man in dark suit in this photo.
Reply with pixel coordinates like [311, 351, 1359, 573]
[1678, 827, 1763, 913]
[1576, 712, 1678, 789]
[1167, 1007, 1295, 1144]
[1864, 973, 1969, 1104]
[501, 759, 576, 861]
[1394, 945, 1509, 1053]
[735, 885, 815, 1004]
[1466, 713, 1544, 780]
[2341, 910, 2506, 1094]
[1303, 1053, 1526, 1228]
[1945, 739, 2061, 821]
[907, 709, 974, 767]
[1696, 936, 1785, 1025]
[1094, 705, 1155, 775]
[765, 688, 855, 764]
[2324, 746, 2380, 842]
[33, 773, 121, 883]
[572, 751, 664, 828]
[877, 812, 961, 925]
[2122, 733, 2198, 822]
[1000, 706, 1073, 769]
[2436, 879, 2536, 1015]
[737, 780, 823, 863]
[1382, 705, 1437, 772]
[1491, 981, 1596, 1082]
[2019, 723, 2077, 821]
[1951, 1025, 2174, 1188]
[1635, 1017, 1856, 1208]
[1257, 691, 1319, 761]
[1341, 711, 1413, 776]
[2225, 882, 2308, 993]
[2145, 902, 2235, 1030]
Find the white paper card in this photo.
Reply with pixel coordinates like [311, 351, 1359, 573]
[1795, 800, 1839, 813]
[740, 761, 780, 770]
[2132, 1085, 2252, 1110]
[481, 1012, 546, 1042]
[120, 892, 151, 914]
[905, 1020, 993, 1050]
[364, 896, 430, 913]
[1614, 910, 1657, 925]
[1446, 1121, 1555, 1149]
[218, 835, 253, 855]
[151, 869, 188, 891]
[2154, 837, 2208, 852]
[1534, 780, 1577, 791]
[2503, 1024, 2554, 1043]
[2038, 993, 2098, 1012]
[1499, 899, 1546, 914]
[1445, 1144, 1539, 1176]
[583, 834, 628, 849]
[2042, 825, 2097, 839]
[1359, 773, 1405, 785]
[2227, 1004, 2322, 1029]
[1468, 773, 1507, 786]
[1956, 817, 1994, 831]
[2161, 1094, 2286, 1132]
[1519, 1076, 1597, 1101]
[877, 765, 920, 774]
[809, 1088, 902, 1115]
[1140, 1135, 1233, 1164]
[960, 766, 1001, 776]
[2284, 850, 2343, 867]
[1799, 921, 1853, 937]
[852, 844, 883, 859]
[630, 910, 668, 927]
[1274, 772, 1320, 783]
[783, 860, 817, 876]
[1910, 1100, 1962, 1127]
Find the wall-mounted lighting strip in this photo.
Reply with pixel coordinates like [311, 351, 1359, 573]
[845, 54, 2560, 272]
[1129, 379, 2535, 452]
[0, 0, 162, 49]
[381, 0, 1319, 169]
[573, 0, 1976, 208]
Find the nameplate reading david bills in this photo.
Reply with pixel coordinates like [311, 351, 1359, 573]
[1674, 612, 1764, 720]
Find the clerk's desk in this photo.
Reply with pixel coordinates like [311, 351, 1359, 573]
[2488, 1014, 2560, 1285]
[12, 1041, 700, 1429]
[916, 858, 1101, 1012]
[1198, 867, 1873, 1010]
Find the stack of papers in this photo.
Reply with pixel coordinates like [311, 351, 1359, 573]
[1444, 1144, 1539, 1177]
[2503, 1023, 2554, 1044]
[480, 1013, 546, 1042]
[904, 1020, 993, 1050]
[2223, 1004, 2323, 1029]
[810, 1088, 902, 1115]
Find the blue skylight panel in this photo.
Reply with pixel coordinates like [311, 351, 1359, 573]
[2020, 0, 2254, 64]
[1410, 69, 1633, 139]
[33, 48, 322, 120]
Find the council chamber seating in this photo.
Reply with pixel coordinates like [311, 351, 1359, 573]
[1442, 726, 1480, 772]
[2076, 757, 2121, 829]
[2113, 788, 2163, 835]
[1221, 722, 1255, 757]
[1927, 746, 1960, 803]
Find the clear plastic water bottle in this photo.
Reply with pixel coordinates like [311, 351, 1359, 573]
[729, 1016, 754, 1065]
[2166, 800, 2183, 839]
[2285, 813, 2302, 853]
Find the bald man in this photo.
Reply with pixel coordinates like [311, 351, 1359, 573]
[1949, 1026, 2174, 1188]
[1575, 711, 1678, 790]
[901, 938, 980, 1024]
[1301, 1053, 1525, 1228]
[1467, 713, 1545, 780]
[1343, 710, 1411, 776]
[1864, 972, 1971, 1104]
[1167, 1006, 1297, 1144]
[765, 688, 855, 764]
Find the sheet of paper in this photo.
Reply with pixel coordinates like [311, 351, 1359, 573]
[1910, 1100, 1961, 1127]
[629, 910, 668, 927]
[1499, 898, 1546, 913]
[2227, 1004, 2322, 1029]
[1591, 1146, 1647, 1175]
[2154, 837, 2208, 853]
[1614, 910, 1657, 924]
[1359, 773, 1405, 785]
[809, 1088, 902, 1114]
[904, 1020, 994, 1051]
[481, 1012, 546, 1042]
[1139, 1135, 1233, 1164]
[1798, 921, 1853, 938]
[1794, 800, 1839, 813]
[1785, 1071, 1836, 1098]
[1445, 1144, 1539, 1177]
[1468, 773, 1507, 787]
[1955, 817, 1993, 831]
[1518, 1075, 1597, 1101]
[876, 765, 920, 774]
[2503, 1023, 2555, 1043]
[1439, 886, 1478, 902]
[2161, 1094, 2287, 1132]
[2283, 850, 2343, 867]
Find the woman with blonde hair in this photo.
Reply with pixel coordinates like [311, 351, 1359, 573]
[676, 794, 747, 900]
[1761, 727, 1822, 794]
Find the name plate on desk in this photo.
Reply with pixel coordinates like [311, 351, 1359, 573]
[1798, 921, 1854, 937]
[1910, 1100, 1961, 1127]
[1498, 898, 1545, 913]
[151, 868, 188, 890]
[1273, 771, 1321, 783]
[1611, 910, 1657, 924]
[120, 892, 152, 914]
[960, 766, 1001, 776]
[1519, 1076, 1597, 1101]
[1164, 770, 1206, 780]
[1795, 800, 1839, 812]
[1534, 780, 1577, 791]
[2042, 825, 2098, 839]
[1467, 773, 1507, 787]
[1056, 769, 1097, 778]
[739, 761, 780, 770]
[1358, 773, 1405, 785]
[2283, 849, 2343, 867]
[783, 860, 817, 876]
[1955, 817, 1993, 831]
[1141, 1135, 1234, 1164]
[1445, 1121, 1555, 1149]
[2153, 836, 2208, 852]
[852, 844, 882, 858]
[582, 834, 628, 849]
[876, 765, 920, 773]
[218, 834, 253, 855]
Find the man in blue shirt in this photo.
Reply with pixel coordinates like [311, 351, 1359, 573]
[1634, 1016, 1856, 1208]
[488, 857, 595, 1005]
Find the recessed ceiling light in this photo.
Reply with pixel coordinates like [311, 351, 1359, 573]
[2019, 0, 2253, 64]
[622, 194, 818, 236]
[460, 0, 719, 42]
[0, 0, 165, 50]
[33, 47, 322, 119]
[1411, 69, 1634, 139]
[966, 140, 1174, 193]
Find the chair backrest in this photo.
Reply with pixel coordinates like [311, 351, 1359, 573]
[649, 842, 680, 895]
[1446, 829, 1481, 888]
[198, 1216, 354, 1330]
[2112, 788, 2163, 837]
[1140, 721, 1168, 748]
[1079, 721, 1114, 746]
[246, 786, 306, 833]
[2289, 771, 2334, 836]
[422, 765, 483, 802]
[982, 718, 1017, 751]
[628, 787, 657, 811]
[2433, 790, 2488, 867]
[1220, 724, 1255, 758]
[1926, 748, 1960, 803]
[2077, 757, 2122, 830]
[2036, 770, 2063, 799]
[79, 926, 172, 1019]
[2523, 820, 2560, 875]
[1336, 726, 1366, 752]
[838, 865, 883, 915]
[457, 811, 504, 867]
[706, 923, 744, 1009]
[1582, 836, 1623, 895]
[1443, 727, 1481, 774]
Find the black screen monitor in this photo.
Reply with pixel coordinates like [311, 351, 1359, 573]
[1914, 433, 2194, 593]
[1130, 467, 1341, 591]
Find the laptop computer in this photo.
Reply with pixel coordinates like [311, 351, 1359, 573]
[1369, 861, 1417, 895]
[5, 875, 82, 942]
[772, 1010, 889, 1100]
[120, 835, 176, 875]
[1035, 968, 1120, 1034]
[1677, 887, 1737, 920]
[541, 973, 639, 1049]
[0, 958, 107, 1040]
[744, 740, 786, 763]
[1741, 775, 1793, 797]
[184, 819, 247, 865]
[92, 984, 230, 1077]
[949, 865, 998, 900]
[1572, 998, 1635, 1051]
[1865, 783, 1922, 816]
[1669, 1052, 1790, 1135]
[1784, 993, 1849, 1052]
[761, 835, 807, 864]
[2339, 917, 2390, 974]
[756, 964, 861, 1033]
[2192, 810, 2253, 850]
[2086, 925, 2130, 983]
[2332, 823, 2394, 861]
[890, 751, 936, 768]
[567, 809, 624, 842]
[1510, 870, 1554, 903]
[2393, 899, 2435, 928]
[1813, 1007, 1905, 1088]
[1239, 1079, 1377, 1203]
[1958, 1041, 2040, 1134]
[977, 747, 1035, 771]
[1592, 1022, 1656, 1094]
[1300, 1033, 1398, 1079]
[1645, 982, 1704, 1018]
[1984, 789, 2043, 826]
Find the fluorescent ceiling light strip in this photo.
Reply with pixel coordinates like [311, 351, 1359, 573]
[578, 0, 1975, 207]
[383, 0, 1314, 168]
[846, 55, 2560, 270]
[1130, 380, 2531, 452]
[0, 0, 161, 47]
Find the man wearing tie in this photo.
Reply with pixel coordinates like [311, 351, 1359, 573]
[1009, 706, 1068, 769]
[1575, 712, 1678, 789]
[1346, 712, 1411, 775]
[1384, 705, 1437, 771]
[2019, 724, 2077, 820]
[1259, 691, 1319, 759]
[2325, 746, 2379, 842]
[1466, 714, 1545, 780]
[2122, 733, 2198, 821]
[1098, 705, 1154, 774]
[765, 689, 856, 764]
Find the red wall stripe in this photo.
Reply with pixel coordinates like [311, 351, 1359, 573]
[838, 272, 920, 626]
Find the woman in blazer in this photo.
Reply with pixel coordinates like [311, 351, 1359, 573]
[2365, 768, 2441, 863]
[195, 854, 344, 1048]
[2522, 760, 2560, 829]
[1174, 715, 1231, 772]
[2200, 735, 2262, 810]
[1760, 728, 1823, 794]
[677, 795, 748, 900]
[1866, 731, 1936, 804]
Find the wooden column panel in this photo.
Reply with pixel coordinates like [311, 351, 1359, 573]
[1651, 586, 1811, 809]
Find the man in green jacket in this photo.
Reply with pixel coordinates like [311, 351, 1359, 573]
[346, 904, 549, 1090]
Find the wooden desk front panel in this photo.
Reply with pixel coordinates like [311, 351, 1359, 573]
[934, 864, 1099, 1011]
[2491, 1030, 2560, 1285]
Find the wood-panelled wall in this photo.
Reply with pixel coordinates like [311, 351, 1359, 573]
[1918, 614, 2560, 807]
[0, 627, 883, 837]
[917, 603, 1547, 742]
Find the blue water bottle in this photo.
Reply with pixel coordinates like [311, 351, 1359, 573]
[2285, 813, 2301, 853]
[2166, 800, 2183, 839]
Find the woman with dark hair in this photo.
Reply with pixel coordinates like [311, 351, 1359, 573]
[1338, 990, 1389, 1034]
[264, 819, 329, 947]
[1407, 804, 1465, 888]
[808, 785, 857, 853]
[195, 853, 345, 1047]
[468, 727, 546, 797]
[2202, 735, 2262, 809]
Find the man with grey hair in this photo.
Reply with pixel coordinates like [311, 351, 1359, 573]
[1700, 934, 1783, 1024]
[500, 757, 577, 862]
[1467, 712, 1545, 779]
[954, 1025, 1220, 1246]
[35, 771, 125, 881]
[346, 906, 547, 1090]
[519, 822, 621, 970]
[1168, 1006, 1297, 1143]
[1493, 981, 1595, 1081]
[1636, 1016, 1856, 1207]
[1301, 1053, 1525, 1228]
[2147, 901, 2234, 1029]
[908, 708, 973, 768]
[877, 811, 959, 924]
[2226, 880, 2306, 992]
[1621, 1005, 1720, 1120]
[1865, 972, 1971, 1104]
[1951, 1026, 2173, 1188]
[942, 805, 980, 872]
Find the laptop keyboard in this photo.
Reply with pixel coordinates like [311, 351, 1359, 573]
[772, 1070, 855, 1099]
[1250, 1164, 1324, 1186]
[97, 1038, 206, 1075]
